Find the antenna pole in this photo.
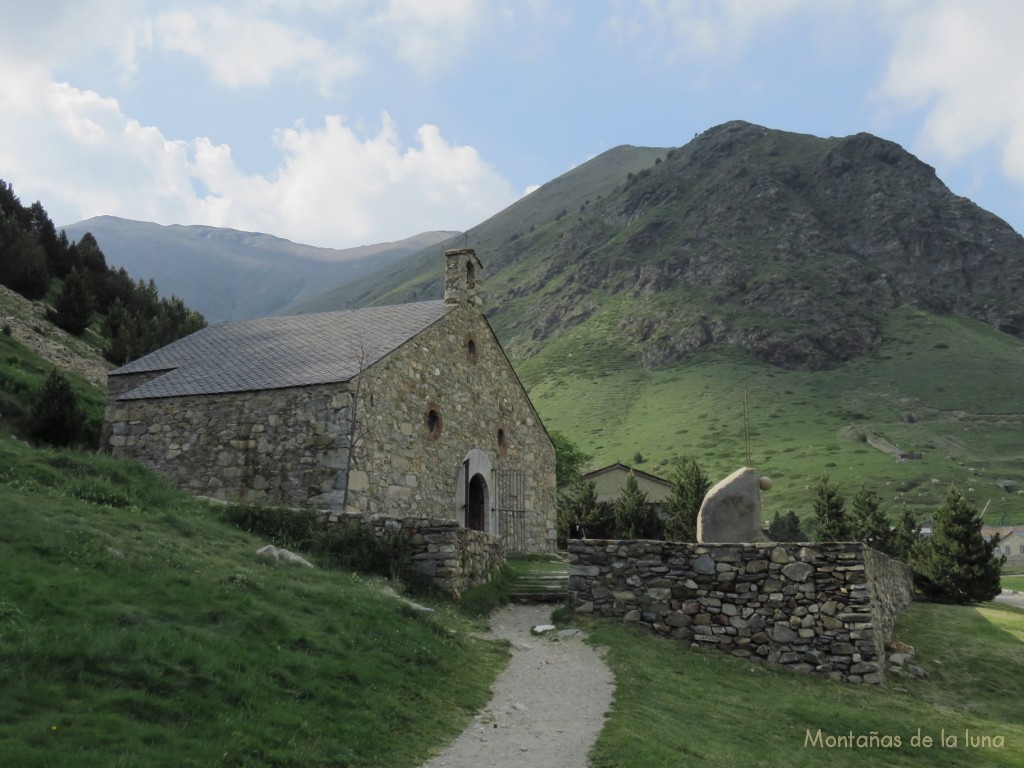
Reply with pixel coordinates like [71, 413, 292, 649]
[743, 384, 751, 467]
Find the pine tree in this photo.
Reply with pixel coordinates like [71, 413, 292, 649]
[768, 510, 804, 541]
[0, 215, 50, 299]
[664, 456, 710, 541]
[49, 268, 94, 335]
[812, 475, 850, 541]
[889, 506, 920, 561]
[614, 473, 660, 539]
[849, 486, 893, 553]
[912, 485, 1004, 603]
[29, 369, 84, 447]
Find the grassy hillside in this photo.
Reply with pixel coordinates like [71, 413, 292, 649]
[0, 435, 507, 768]
[290, 144, 667, 314]
[0, 329, 506, 767]
[0, 324, 107, 444]
[521, 304, 1024, 527]
[586, 601, 1024, 767]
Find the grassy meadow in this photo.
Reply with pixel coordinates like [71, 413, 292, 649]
[520, 304, 1024, 527]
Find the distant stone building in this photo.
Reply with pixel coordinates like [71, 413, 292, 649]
[983, 526, 1024, 570]
[580, 463, 672, 505]
[102, 249, 557, 552]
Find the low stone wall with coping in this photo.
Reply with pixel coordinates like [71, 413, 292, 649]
[569, 539, 913, 684]
[323, 510, 506, 596]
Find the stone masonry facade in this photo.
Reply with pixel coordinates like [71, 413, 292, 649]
[341, 306, 557, 552]
[569, 539, 914, 684]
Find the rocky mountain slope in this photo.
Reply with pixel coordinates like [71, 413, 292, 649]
[0, 283, 110, 387]
[317, 121, 1024, 371]
[59, 217, 456, 323]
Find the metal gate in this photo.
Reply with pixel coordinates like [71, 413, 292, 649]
[496, 469, 527, 553]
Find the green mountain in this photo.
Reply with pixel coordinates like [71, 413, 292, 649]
[301, 121, 1024, 524]
[59, 216, 457, 323]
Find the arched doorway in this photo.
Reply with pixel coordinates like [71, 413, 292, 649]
[466, 474, 487, 531]
[456, 449, 493, 534]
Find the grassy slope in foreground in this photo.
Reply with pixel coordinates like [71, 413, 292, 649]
[520, 304, 1024, 525]
[586, 601, 1024, 768]
[0, 438, 506, 768]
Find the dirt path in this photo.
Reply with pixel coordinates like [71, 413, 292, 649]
[419, 603, 615, 768]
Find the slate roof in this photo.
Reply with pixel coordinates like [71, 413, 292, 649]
[111, 301, 454, 400]
[582, 462, 672, 487]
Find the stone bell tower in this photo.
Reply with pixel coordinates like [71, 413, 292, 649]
[444, 248, 483, 307]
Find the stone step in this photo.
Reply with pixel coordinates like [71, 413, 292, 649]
[505, 563, 569, 604]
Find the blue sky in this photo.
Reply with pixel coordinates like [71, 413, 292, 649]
[2, 1, 1023, 250]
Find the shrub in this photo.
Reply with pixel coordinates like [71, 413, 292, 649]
[223, 505, 412, 581]
[767, 510, 804, 541]
[319, 523, 411, 581]
[558, 479, 601, 547]
[28, 369, 84, 447]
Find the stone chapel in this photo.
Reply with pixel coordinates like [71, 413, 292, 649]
[102, 249, 557, 552]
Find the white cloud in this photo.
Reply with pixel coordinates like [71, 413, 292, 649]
[879, 1, 1024, 182]
[605, 0, 821, 58]
[369, 0, 483, 70]
[153, 6, 361, 93]
[258, 113, 514, 245]
[0, 79, 513, 248]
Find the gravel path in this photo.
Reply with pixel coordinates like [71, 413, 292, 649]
[419, 603, 615, 768]
[995, 590, 1024, 610]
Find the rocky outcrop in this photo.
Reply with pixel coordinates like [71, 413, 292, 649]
[696, 467, 765, 543]
[349, 120, 1024, 371]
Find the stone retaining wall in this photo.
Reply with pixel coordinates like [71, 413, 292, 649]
[569, 539, 914, 684]
[324, 510, 505, 596]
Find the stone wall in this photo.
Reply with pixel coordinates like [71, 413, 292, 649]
[104, 383, 352, 507]
[323, 510, 505, 596]
[862, 546, 915, 646]
[569, 539, 914, 684]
